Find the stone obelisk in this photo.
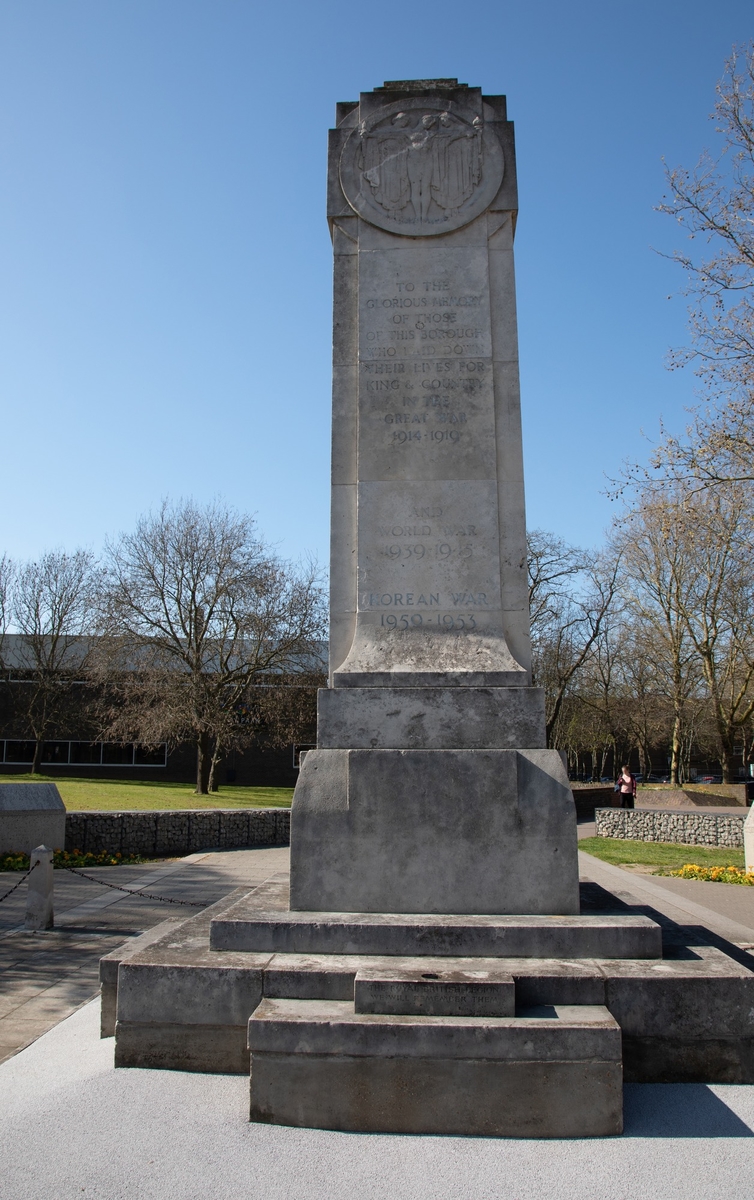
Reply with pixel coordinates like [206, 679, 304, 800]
[290, 80, 578, 915]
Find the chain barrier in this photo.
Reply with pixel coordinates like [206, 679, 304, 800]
[0, 859, 207, 908]
[60, 866, 207, 906]
[0, 861, 37, 904]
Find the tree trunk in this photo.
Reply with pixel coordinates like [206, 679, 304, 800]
[670, 710, 682, 788]
[196, 732, 211, 794]
[637, 744, 646, 779]
[721, 746, 735, 784]
[207, 742, 222, 793]
[31, 737, 44, 775]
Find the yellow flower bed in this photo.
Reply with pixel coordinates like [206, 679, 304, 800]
[672, 863, 754, 885]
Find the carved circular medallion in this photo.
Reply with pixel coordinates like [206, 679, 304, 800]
[340, 97, 504, 237]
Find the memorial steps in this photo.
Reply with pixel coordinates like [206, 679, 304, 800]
[105, 877, 754, 1137]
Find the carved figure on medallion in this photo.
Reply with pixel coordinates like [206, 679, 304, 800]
[361, 112, 411, 216]
[340, 100, 504, 237]
[358, 110, 483, 225]
[433, 113, 483, 216]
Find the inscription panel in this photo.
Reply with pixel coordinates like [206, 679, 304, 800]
[356, 481, 504, 635]
[359, 246, 494, 482]
[355, 243, 501, 637]
[359, 246, 492, 360]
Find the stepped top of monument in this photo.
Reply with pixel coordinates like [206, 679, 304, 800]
[334, 82, 509, 128]
[377, 79, 468, 92]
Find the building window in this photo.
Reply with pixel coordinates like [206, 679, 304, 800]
[0, 740, 167, 768]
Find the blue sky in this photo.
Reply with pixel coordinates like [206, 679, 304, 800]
[0, 1, 751, 567]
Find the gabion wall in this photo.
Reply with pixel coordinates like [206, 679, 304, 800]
[594, 807, 746, 848]
[64, 808, 290, 856]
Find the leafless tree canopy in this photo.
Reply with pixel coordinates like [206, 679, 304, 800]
[7, 549, 100, 773]
[642, 44, 754, 491]
[96, 499, 326, 793]
[528, 531, 618, 747]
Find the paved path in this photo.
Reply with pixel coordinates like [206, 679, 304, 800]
[0, 847, 289, 1064]
[577, 818, 754, 945]
[0, 999, 752, 1199]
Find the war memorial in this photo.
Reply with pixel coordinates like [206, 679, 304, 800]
[104, 80, 754, 1139]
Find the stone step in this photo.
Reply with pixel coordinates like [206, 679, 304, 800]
[264, 952, 607, 1006]
[106, 894, 754, 1083]
[247, 998, 623, 1137]
[210, 897, 662, 959]
[353, 964, 516, 1016]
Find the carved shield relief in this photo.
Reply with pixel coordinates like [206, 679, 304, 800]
[340, 98, 505, 236]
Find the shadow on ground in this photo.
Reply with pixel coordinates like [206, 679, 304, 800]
[624, 1084, 754, 1137]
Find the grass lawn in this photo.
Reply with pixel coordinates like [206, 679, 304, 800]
[1, 774, 293, 811]
[580, 836, 745, 871]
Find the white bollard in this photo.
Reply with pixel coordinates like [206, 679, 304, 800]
[745, 807, 754, 874]
[24, 845, 54, 930]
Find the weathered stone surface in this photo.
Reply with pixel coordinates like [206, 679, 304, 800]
[262, 952, 610, 1006]
[111, 889, 274, 1074]
[100, 917, 186, 1037]
[290, 748, 578, 914]
[115, 1020, 250, 1074]
[248, 999, 623, 1136]
[211, 898, 662, 959]
[249, 997, 620, 1059]
[353, 965, 515, 1016]
[595, 807, 745, 848]
[317, 685, 545, 749]
[0, 783, 66, 855]
[117, 955, 269, 1029]
[327, 85, 528, 686]
[108, 892, 754, 1085]
[604, 947, 754, 1040]
[249, 1051, 623, 1137]
[508, 959, 607, 1007]
[291, 79, 580, 924]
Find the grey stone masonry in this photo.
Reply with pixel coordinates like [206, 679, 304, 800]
[292, 80, 580, 920]
[595, 807, 745, 849]
[0, 783, 66, 855]
[65, 809, 290, 857]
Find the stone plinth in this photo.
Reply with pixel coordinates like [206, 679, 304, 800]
[0, 783, 65, 855]
[291, 748, 578, 914]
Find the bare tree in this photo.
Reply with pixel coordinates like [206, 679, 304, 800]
[648, 43, 754, 490]
[98, 499, 326, 794]
[568, 606, 635, 781]
[617, 480, 754, 782]
[10, 550, 100, 773]
[676, 485, 754, 781]
[613, 489, 702, 785]
[527, 531, 619, 747]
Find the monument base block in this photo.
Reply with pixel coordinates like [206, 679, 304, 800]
[290, 746, 580, 914]
[248, 1000, 623, 1137]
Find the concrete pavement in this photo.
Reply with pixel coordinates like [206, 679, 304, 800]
[1, 998, 753, 1199]
[0, 847, 289, 1063]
